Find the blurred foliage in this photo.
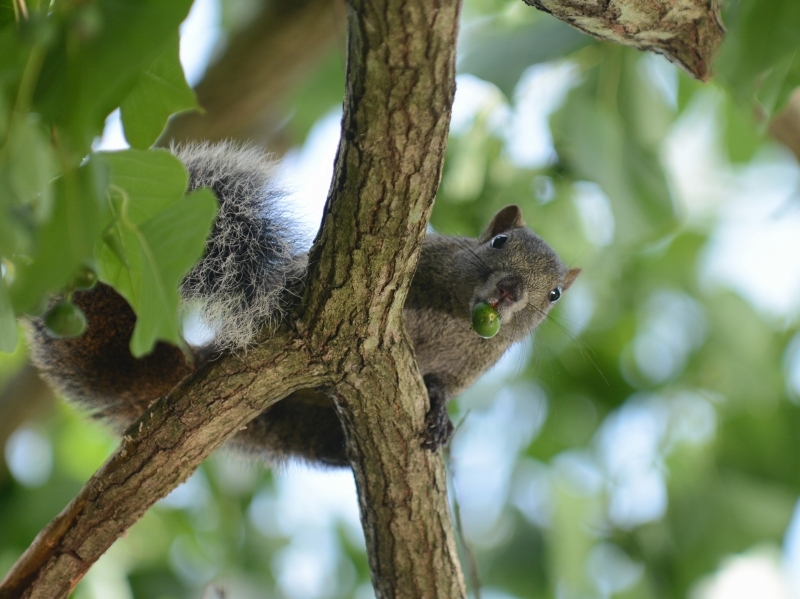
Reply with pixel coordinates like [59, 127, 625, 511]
[0, 0, 214, 356]
[3, 0, 800, 598]
[715, 0, 800, 117]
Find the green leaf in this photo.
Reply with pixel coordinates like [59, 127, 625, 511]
[101, 222, 129, 267]
[0, 77, 9, 143]
[716, 0, 800, 113]
[9, 155, 108, 314]
[0, 275, 17, 353]
[0, 4, 14, 29]
[120, 33, 198, 149]
[101, 148, 189, 223]
[0, 114, 57, 258]
[32, 0, 195, 158]
[97, 149, 216, 356]
[0, 22, 35, 109]
[129, 189, 217, 355]
[6, 115, 56, 218]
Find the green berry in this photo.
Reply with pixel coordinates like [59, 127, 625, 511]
[44, 302, 87, 338]
[471, 302, 500, 338]
[72, 266, 98, 290]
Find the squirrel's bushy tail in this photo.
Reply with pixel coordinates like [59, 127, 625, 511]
[29, 142, 307, 430]
[176, 142, 307, 350]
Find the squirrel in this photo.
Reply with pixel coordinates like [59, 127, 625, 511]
[27, 142, 580, 467]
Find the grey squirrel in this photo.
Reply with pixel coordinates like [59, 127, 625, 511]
[28, 142, 580, 467]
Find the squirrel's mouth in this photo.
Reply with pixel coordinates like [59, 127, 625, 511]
[490, 277, 522, 309]
[473, 275, 527, 319]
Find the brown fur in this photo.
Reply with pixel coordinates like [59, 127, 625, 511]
[29, 284, 196, 429]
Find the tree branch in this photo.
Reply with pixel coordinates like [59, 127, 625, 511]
[303, 0, 464, 595]
[0, 338, 328, 599]
[522, 0, 724, 81]
[2, 0, 466, 597]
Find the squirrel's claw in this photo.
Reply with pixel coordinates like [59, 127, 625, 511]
[421, 373, 454, 451]
[421, 403, 455, 451]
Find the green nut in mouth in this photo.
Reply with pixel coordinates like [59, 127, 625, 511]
[471, 301, 501, 338]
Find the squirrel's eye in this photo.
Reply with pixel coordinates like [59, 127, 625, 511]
[548, 286, 562, 303]
[491, 234, 509, 249]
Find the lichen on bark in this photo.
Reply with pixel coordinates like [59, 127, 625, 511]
[523, 0, 724, 80]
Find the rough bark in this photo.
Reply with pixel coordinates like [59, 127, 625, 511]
[0, 338, 328, 599]
[522, 0, 724, 81]
[0, 0, 464, 597]
[302, 0, 464, 593]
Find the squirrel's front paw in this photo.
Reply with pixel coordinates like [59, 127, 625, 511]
[421, 405, 454, 451]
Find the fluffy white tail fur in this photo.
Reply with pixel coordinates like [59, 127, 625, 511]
[174, 142, 307, 350]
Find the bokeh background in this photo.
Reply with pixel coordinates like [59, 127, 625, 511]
[3, 0, 800, 597]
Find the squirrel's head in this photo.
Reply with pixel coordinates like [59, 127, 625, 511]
[468, 205, 580, 340]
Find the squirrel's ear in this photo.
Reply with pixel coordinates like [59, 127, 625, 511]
[480, 205, 526, 241]
[562, 268, 581, 291]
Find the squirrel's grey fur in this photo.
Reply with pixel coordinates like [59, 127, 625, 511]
[176, 142, 307, 349]
[28, 143, 579, 467]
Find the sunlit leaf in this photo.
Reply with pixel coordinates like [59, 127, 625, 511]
[97, 149, 216, 356]
[120, 34, 198, 149]
[100, 149, 189, 223]
[129, 190, 217, 356]
[33, 0, 194, 157]
[9, 156, 108, 314]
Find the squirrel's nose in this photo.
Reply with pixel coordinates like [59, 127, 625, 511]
[495, 278, 521, 307]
